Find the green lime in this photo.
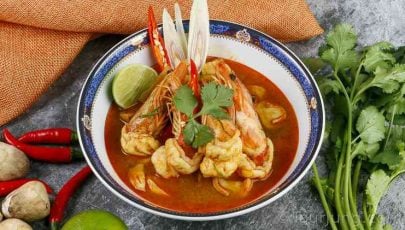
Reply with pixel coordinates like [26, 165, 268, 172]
[112, 64, 158, 108]
[61, 210, 127, 230]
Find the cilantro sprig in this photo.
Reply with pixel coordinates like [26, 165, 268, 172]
[173, 82, 234, 148]
[307, 24, 405, 229]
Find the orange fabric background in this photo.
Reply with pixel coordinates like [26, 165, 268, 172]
[0, 0, 323, 125]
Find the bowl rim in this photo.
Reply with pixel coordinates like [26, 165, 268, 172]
[76, 19, 325, 221]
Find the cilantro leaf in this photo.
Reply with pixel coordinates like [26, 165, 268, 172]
[316, 77, 341, 97]
[365, 169, 391, 224]
[199, 82, 234, 119]
[173, 85, 198, 117]
[358, 64, 405, 94]
[363, 42, 395, 73]
[371, 149, 403, 170]
[356, 106, 386, 144]
[393, 46, 405, 64]
[302, 57, 327, 74]
[183, 119, 214, 148]
[372, 215, 393, 230]
[373, 65, 405, 93]
[387, 98, 405, 115]
[385, 85, 405, 117]
[320, 24, 359, 71]
[355, 141, 380, 159]
[183, 120, 196, 145]
[326, 24, 357, 52]
[392, 142, 405, 175]
[322, 49, 358, 72]
[173, 82, 234, 148]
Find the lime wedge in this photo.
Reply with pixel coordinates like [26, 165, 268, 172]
[61, 210, 127, 230]
[112, 64, 158, 108]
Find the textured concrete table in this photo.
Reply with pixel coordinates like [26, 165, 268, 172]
[3, 0, 405, 229]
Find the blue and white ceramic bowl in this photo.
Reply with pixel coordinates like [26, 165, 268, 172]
[77, 20, 325, 220]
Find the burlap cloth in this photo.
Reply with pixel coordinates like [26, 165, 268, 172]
[0, 0, 323, 125]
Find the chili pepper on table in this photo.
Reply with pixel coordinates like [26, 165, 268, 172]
[18, 128, 78, 145]
[0, 178, 53, 196]
[49, 166, 92, 230]
[3, 129, 83, 163]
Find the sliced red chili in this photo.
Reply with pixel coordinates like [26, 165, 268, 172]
[3, 129, 83, 163]
[18, 128, 78, 145]
[189, 59, 201, 99]
[49, 166, 92, 230]
[148, 6, 171, 72]
[0, 178, 53, 196]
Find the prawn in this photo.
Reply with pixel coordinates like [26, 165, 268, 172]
[202, 59, 273, 179]
[121, 62, 188, 156]
[199, 62, 243, 178]
[151, 61, 204, 177]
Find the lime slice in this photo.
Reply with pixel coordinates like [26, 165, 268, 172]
[61, 210, 127, 230]
[112, 64, 158, 108]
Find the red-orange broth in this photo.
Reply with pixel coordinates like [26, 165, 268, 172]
[105, 59, 299, 213]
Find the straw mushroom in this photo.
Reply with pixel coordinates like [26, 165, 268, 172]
[1, 181, 50, 222]
[0, 209, 3, 221]
[0, 218, 33, 230]
[255, 101, 287, 129]
[0, 142, 30, 181]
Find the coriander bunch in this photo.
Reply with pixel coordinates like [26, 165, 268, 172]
[307, 24, 405, 230]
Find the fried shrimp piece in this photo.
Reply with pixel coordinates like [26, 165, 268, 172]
[165, 138, 204, 174]
[238, 138, 274, 179]
[121, 62, 188, 156]
[128, 164, 146, 191]
[212, 177, 253, 196]
[203, 59, 267, 159]
[200, 117, 242, 178]
[151, 70, 203, 177]
[202, 59, 274, 179]
[151, 146, 179, 178]
[198, 67, 243, 178]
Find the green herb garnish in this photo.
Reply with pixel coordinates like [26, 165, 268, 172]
[173, 82, 234, 148]
[139, 106, 162, 118]
[308, 24, 405, 230]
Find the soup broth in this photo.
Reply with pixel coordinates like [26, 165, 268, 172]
[105, 59, 299, 213]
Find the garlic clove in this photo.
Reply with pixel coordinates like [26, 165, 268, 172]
[1, 181, 50, 222]
[0, 218, 33, 230]
[0, 142, 30, 181]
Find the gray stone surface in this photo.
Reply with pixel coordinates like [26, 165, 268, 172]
[1, 0, 405, 229]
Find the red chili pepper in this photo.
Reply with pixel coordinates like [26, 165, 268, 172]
[49, 166, 92, 230]
[148, 6, 171, 72]
[18, 128, 78, 145]
[3, 129, 83, 163]
[189, 59, 201, 99]
[0, 179, 53, 196]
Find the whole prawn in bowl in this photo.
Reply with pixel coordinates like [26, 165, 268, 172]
[77, 0, 324, 220]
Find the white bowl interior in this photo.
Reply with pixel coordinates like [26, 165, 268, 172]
[90, 34, 311, 200]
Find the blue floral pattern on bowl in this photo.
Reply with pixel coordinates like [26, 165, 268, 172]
[77, 20, 324, 220]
